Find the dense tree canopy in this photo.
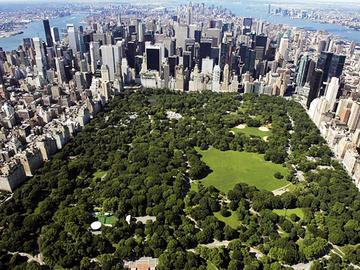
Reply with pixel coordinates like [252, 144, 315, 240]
[0, 90, 359, 269]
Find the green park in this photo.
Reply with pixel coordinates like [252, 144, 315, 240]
[195, 147, 289, 192]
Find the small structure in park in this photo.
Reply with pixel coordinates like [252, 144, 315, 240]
[90, 221, 102, 231]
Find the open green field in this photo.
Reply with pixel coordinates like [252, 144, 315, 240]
[231, 126, 271, 138]
[195, 148, 289, 192]
[207, 261, 218, 270]
[214, 211, 240, 229]
[273, 208, 304, 220]
[96, 213, 117, 225]
[93, 170, 107, 179]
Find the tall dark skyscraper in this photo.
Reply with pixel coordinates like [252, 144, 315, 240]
[126, 41, 137, 69]
[328, 54, 345, 79]
[255, 35, 268, 60]
[199, 39, 212, 68]
[316, 51, 333, 82]
[0, 67, 4, 85]
[43, 19, 53, 47]
[146, 46, 161, 72]
[307, 69, 323, 108]
[194, 30, 201, 43]
[243, 18, 252, 34]
[316, 51, 345, 86]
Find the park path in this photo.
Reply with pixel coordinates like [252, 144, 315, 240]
[8, 251, 44, 265]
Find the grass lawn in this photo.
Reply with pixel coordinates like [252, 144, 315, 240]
[196, 147, 289, 192]
[207, 261, 218, 270]
[231, 126, 271, 138]
[96, 213, 117, 225]
[273, 208, 304, 220]
[93, 169, 107, 179]
[214, 211, 240, 229]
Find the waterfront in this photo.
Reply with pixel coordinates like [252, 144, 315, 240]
[0, 13, 88, 51]
[223, 1, 360, 43]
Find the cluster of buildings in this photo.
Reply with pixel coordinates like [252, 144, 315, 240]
[294, 36, 360, 189]
[0, 2, 359, 192]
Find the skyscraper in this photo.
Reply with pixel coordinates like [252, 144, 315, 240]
[307, 69, 323, 108]
[67, 24, 80, 53]
[242, 18, 252, 34]
[0, 67, 4, 86]
[279, 34, 289, 58]
[325, 77, 340, 112]
[146, 44, 162, 72]
[348, 102, 360, 131]
[175, 24, 189, 50]
[90, 42, 100, 73]
[100, 43, 123, 81]
[316, 51, 333, 82]
[328, 54, 345, 79]
[51, 27, 60, 43]
[296, 54, 311, 87]
[199, 39, 212, 70]
[43, 19, 53, 47]
[187, 6, 192, 25]
[33, 37, 47, 80]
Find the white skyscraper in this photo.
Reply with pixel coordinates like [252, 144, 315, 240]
[100, 43, 123, 81]
[67, 24, 80, 53]
[90, 41, 100, 73]
[212, 65, 221, 92]
[325, 77, 339, 112]
[55, 57, 66, 85]
[174, 24, 189, 50]
[201, 57, 213, 75]
[279, 35, 289, 58]
[33, 37, 47, 80]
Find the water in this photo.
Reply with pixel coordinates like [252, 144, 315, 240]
[221, 1, 360, 43]
[0, 13, 88, 51]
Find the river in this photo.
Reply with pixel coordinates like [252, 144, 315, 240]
[0, 13, 88, 51]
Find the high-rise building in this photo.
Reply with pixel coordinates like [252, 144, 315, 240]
[348, 102, 360, 131]
[146, 44, 163, 72]
[328, 54, 345, 79]
[255, 35, 267, 60]
[296, 54, 311, 87]
[194, 30, 201, 43]
[90, 41, 100, 73]
[0, 66, 4, 85]
[325, 77, 339, 112]
[279, 34, 289, 58]
[175, 24, 189, 50]
[51, 27, 60, 43]
[67, 24, 80, 53]
[100, 43, 123, 81]
[33, 37, 47, 80]
[55, 57, 66, 85]
[316, 51, 333, 82]
[212, 64, 221, 92]
[199, 39, 212, 70]
[307, 69, 323, 108]
[242, 18, 252, 34]
[43, 19, 53, 47]
[187, 6, 192, 25]
[201, 57, 213, 75]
